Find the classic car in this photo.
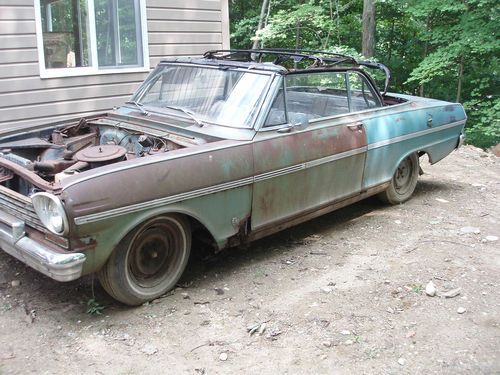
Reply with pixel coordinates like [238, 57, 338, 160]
[0, 49, 466, 305]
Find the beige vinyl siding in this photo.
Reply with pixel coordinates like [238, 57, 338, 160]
[0, 35, 37, 49]
[0, 0, 229, 130]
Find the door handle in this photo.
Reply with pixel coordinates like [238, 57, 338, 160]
[427, 114, 433, 128]
[347, 122, 363, 131]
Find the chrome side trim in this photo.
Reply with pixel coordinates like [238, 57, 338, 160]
[255, 147, 366, 182]
[63, 116, 464, 192]
[367, 120, 465, 150]
[73, 120, 463, 226]
[254, 165, 304, 182]
[75, 177, 255, 225]
[74, 146, 367, 225]
[305, 147, 366, 168]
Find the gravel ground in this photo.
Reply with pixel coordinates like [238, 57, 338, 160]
[0, 145, 499, 375]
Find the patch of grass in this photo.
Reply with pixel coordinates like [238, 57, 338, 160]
[1, 303, 12, 312]
[86, 298, 105, 315]
[411, 284, 423, 294]
[365, 349, 378, 359]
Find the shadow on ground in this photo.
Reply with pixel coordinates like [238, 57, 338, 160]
[0, 179, 453, 316]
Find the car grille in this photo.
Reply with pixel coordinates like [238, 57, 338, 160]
[0, 184, 46, 233]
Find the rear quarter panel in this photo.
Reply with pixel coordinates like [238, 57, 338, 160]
[361, 96, 466, 189]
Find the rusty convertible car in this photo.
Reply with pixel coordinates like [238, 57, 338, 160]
[0, 49, 466, 305]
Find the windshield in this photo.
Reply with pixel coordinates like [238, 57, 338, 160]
[131, 64, 273, 128]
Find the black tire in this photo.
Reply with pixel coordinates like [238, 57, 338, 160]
[98, 214, 191, 306]
[378, 153, 419, 205]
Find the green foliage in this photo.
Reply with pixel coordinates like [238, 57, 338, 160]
[464, 92, 500, 148]
[258, 3, 334, 49]
[229, 0, 500, 148]
[231, 0, 363, 50]
[1, 303, 12, 312]
[404, 0, 500, 147]
[87, 298, 105, 315]
[229, 0, 263, 48]
[231, 16, 260, 48]
[411, 284, 423, 294]
[406, 48, 459, 86]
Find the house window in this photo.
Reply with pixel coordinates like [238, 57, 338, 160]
[35, 0, 149, 77]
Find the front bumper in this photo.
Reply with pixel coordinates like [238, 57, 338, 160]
[0, 210, 85, 282]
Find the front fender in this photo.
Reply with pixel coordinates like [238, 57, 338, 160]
[77, 185, 252, 275]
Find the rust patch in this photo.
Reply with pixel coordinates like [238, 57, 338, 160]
[226, 214, 251, 247]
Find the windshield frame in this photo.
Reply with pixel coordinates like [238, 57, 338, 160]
[130, 62, 277, 130]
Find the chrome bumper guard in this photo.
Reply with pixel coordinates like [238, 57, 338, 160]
[0, 210, 85, 282]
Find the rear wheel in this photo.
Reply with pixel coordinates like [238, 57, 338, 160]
[98, 215, 191, 306]
[378, 153, 419, 204]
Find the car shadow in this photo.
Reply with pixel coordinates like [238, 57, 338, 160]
[0, 178, 457, 316]
[413, 178, 464, 199]
[181, 199, 379, 280]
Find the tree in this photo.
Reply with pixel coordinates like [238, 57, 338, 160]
[252, 0, 271, 49]
[362, 0, 375, 57]
[404, 0, 499, 147]
[229, 0, 500, 148]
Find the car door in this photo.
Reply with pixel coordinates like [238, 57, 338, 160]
[251, 71, 368, 231]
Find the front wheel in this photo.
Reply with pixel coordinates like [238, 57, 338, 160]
[98, 215, 191, 306]
[378, 153, 419, 204]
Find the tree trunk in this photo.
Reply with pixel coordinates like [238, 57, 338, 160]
[261, 0, 271, 49]
[419, 16, 431, 97]
[252, 0, 270, 50]
[456, 55, 464, 103]
[362, 0, 376, 58]
[387, 19, 395, 61]
[419, 37, 429, 97]
[295, 19, 301, 50]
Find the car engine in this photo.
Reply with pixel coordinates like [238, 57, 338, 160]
[0, 117, 187, 196]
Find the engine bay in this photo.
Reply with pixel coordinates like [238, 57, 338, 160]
[0, 117, 191, 195]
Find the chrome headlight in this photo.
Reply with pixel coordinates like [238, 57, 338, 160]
[31, 192, 69, 236]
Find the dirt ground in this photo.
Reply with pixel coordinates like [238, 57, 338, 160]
[0, 145, 499, 375]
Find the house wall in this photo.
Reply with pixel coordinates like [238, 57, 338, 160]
[0, 0, 230, 131]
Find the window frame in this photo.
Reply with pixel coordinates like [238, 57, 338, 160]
[262, 77, 288, 128]
[260, 69, 383, 131]
[34, 0, 150, 79]
[346, 70, 382, 111]
[284, 70, 351, 121]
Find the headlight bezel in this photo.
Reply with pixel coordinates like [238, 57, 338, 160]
[31, 192, 69, 236]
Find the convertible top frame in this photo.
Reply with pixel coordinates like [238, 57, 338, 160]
[203, 49, 392, 95]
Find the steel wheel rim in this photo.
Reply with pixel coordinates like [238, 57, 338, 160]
[394, 156, 413, 195]
[127, 221, 184, 288]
